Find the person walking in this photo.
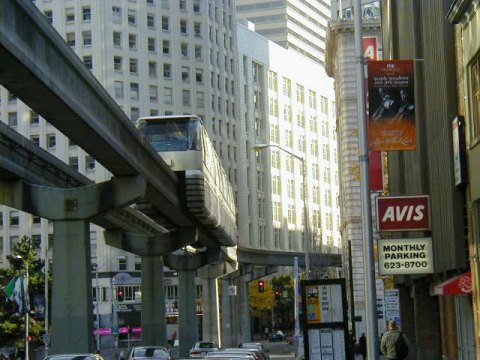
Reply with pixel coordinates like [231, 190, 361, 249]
[358, 333, 367, 360]
[380, 320, 408, 360]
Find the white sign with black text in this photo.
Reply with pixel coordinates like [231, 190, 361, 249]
[378, 238, 434, 275]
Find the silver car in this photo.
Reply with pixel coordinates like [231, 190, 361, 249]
[126, 346, 171, 360]
[44, 354, 105, 360]
[189, 342, 219, 358]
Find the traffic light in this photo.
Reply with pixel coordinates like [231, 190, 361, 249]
[274, 290, 281, 300]
[117, 288, 124, 302]
[27, 335, 33, 342]
[258, 280, 265, 293]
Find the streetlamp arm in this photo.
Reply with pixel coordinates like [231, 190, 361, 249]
[253, 143, 304, 162]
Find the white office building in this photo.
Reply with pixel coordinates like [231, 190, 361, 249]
[236, 22, 341, 273]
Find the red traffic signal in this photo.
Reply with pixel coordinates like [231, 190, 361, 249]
[27, 335, 33, 342]
[117, 289, 124, 301]
[258, 280, 265, 293]
[274, 290, 281, 300]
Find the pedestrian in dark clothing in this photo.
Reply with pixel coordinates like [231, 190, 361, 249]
[381, 320, 408, 359]
[358, 333, 367, 360]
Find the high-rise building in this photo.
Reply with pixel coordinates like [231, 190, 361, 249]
[236, 22, 341, 272]
[235, 0, 331, 66]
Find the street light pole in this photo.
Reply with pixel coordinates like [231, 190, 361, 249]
[14, 255, 29, 360]
[253, 143, 310, 277]
[353, 0, 379, 358]
[44, 245, 49, 357]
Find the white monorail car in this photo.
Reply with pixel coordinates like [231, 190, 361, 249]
[137, 115, 236, 246]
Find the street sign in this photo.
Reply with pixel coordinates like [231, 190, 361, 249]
[378, 238, 434, 275]
[384, 289, 401, 328]
[228, 285, 237, 296]
[376, 196, 430, 231]
[111, 326, 119, 336]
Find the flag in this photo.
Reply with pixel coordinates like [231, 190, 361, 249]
[13, 277, 23, 313]
[3, 276, 17, 300]
[22, 277, 30, 313]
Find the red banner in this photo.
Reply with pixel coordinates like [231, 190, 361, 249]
[369, 151, 384, 191]
[376, 195, 430, 231]
[367, 60, 416, 151]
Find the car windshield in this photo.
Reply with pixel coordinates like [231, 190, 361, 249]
[198, 343, 216, 349]
[132, 348, 167, 357]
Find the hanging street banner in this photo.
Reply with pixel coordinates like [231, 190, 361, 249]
[376, 195, 430, 231]
[367, 60, 416, 151]
[378, 238, 434, 275]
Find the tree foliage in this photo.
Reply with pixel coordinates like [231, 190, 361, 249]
[0, 236, 49, 348]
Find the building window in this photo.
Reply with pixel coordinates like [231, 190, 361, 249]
[162, 16, 170, 31]
[194, 22, 201, 37]
[131, 107, 140, 122]
[181, 43, 188, 57]
[149, 85, 158, 101]
[130, 83, 139, 100]
[114, 56, 123, 71]
[195, 46, 202, 60]
[8, 112, 17, 127]
[195, 69, 203, 83]
[68, 157, 79, 171]
[148, 61, 157, 77]
[196, 91, 204, 108]
[129, 34, 137, 49]
[182, 90, 191, 106]
[180, 19, 188, 34]
[163, 40, 170, 54]
[30, 135, 40, 146]
[164, 87, 173, 104]
[86, 156, 95, 172]
[10, 211, 19, 226]
[128, 10, 137, 25]
[66, 32, 75, 47]
[44, 10, 53, 23]
[179, 0, 187, 11]
[148, 37, 156, 52]
[112, 6, 122, 23]
[129, 58, 138, 74]
[118, 258, 127, 271]
[32, 215, 41, 225]
[65, 7, 75, 23]
[193, 0, 201, 13]
[82, 31, 92, 46]
[47, 134, 56, 149]
[82, 7, 91, 21]
[113, 32, 122, 47]
[147, 13, 155, 28]
[83, 56, 92, 70]
[163, 63, 171, 78]
[114, 81, 124, 98]
[181, 66, 189, 81]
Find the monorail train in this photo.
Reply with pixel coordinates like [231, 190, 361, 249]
[137, 115, 236, 246]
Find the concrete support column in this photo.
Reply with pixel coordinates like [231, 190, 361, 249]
[51, 220, 92, 352]
[178, 269, 198, 358]
[238, 280, 251, 343]
[200, 277, 220, 344]
[141, 256, 166, 346]
[220, 279, 235, 348]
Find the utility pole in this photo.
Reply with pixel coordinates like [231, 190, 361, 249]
[353, 0, 379, 358]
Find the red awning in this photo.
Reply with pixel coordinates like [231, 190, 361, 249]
[434, 271, 472, 296]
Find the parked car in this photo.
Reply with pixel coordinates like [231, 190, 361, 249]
[215, 349, 261, 360]
[44, 354, 105, 360]
[125, 346, 171, 360]
[189, 342, 220, 358]
[268, 333, 284, 342]
[205, 351, 254, 360]
[238, 344, 269, 360]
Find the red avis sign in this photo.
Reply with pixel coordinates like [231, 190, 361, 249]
[376, 196, 430, 231]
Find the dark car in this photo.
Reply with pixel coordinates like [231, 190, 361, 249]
[268, 333, 283, 342]
[125, 346, 171, 360]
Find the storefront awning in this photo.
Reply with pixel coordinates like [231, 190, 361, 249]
[434, 271, 472, 296]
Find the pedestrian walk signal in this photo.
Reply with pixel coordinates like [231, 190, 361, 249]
[258, 280, 265, 293]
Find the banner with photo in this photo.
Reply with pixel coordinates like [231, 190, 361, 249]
[367, 60, 416, 151]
